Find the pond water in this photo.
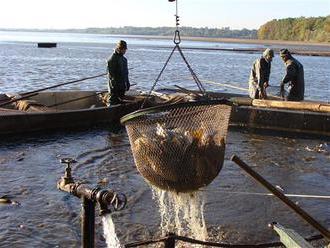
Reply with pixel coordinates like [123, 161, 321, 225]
[0, 31, 329, 247]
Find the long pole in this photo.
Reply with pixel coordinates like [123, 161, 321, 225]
[231, 155, 330, 241]
[0, 73, 106, 108]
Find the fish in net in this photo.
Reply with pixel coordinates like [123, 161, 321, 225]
[121, 100, 232, 193]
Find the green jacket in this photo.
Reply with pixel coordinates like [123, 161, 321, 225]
[248, 57, 271, 99]
[107, 50, 130, 92]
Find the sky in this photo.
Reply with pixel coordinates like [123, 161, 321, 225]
[0, 0, 329, 30]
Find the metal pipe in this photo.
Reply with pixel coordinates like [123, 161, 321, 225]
[57, 158, 126, 214]
[82, 197, 95, 248]
[231, 155, 330, 241]
[57, 158, 127, 247]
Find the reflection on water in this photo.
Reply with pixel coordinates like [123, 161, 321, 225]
[0, 32, 329, 247]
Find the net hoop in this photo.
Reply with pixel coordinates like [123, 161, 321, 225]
[121, 99, 230, 125]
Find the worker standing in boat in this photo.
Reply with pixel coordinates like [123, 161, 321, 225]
[248, 48, 274, 99]
[107, 40, 130, 105]
[279, 49, 305, 101]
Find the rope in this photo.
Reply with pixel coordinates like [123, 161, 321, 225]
[201, 79, 283, 100]
[124, 233, 324, 247]
[215, 190, 330, 200]
[201, 79, 248, 92]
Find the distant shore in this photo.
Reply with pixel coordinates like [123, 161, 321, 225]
[1, 29, 329, 56]
[104, 33, 330, 56]
[126, 34, 330, 56]
[182, 37, 330, 57]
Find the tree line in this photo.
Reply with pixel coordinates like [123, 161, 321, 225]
[2, 16, 328, 42]
[81, 26, 257, 39]
[258, 16, 330, 42]
[78, 16, 330, 42]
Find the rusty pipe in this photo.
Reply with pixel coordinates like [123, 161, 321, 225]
[57, 158, 127, 248]
[57, 158, 126, 215]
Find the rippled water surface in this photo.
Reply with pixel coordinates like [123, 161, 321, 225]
[1, 31, 329, 101]
[0, 32, 329, 247]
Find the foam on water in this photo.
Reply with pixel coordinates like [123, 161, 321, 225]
[152, 187, 208, 242]
[102, 215, 122, 248]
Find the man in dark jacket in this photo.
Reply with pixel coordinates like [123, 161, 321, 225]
[107, 40, 130, 105]
[280, 49, 305, 101]
[248, 48, 274, 99]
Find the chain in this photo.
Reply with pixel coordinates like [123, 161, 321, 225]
[173, 0, 181, 44]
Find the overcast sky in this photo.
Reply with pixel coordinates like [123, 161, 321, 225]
[0, 0, 329, 30]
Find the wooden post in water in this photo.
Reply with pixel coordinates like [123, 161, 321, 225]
[231, 155, 330, 241]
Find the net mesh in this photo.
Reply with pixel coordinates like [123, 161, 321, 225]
[122, 101, 232, 193]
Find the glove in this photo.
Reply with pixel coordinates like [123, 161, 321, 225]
[259, 88, 267, 99]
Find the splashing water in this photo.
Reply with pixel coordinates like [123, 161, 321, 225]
[152, 187, 208, 242]
[102, 215, 122, 248]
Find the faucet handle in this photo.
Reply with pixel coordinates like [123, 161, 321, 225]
[60, 158, 76, 185]
[111, 193, 127, 211]
[60, 158, 77, 167]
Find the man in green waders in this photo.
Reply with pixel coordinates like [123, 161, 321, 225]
[107, 40, 130, 105]
[248, 48, 274, 99]
[279, 48, 305, 101]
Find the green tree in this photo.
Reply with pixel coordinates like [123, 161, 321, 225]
[257, 16, 329, 42]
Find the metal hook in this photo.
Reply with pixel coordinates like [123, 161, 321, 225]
[173, 30, 181, 44]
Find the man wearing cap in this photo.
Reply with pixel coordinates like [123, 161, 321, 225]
[248, 48, 274, 99]
[107, 40, 130, 105]
[279, 49, 304, 101]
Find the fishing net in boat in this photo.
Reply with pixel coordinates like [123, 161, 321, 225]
[121, 100, 232, 193]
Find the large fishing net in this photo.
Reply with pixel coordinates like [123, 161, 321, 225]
[121, 100, 232, 193]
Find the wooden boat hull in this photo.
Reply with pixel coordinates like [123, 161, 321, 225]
[208, 91, 330, 138]
[0, 91, 145, 136]
[0, 90, 329, 138]
[231, 105, 330, 137]
[0, 103, 140, 135]
[163, 90, 330, 138]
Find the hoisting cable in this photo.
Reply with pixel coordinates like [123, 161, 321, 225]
[141, 0, 206, 108]
[176, 45, 206, 93]
[140, 46, 177, 108]
[125, 233, 324, 247]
